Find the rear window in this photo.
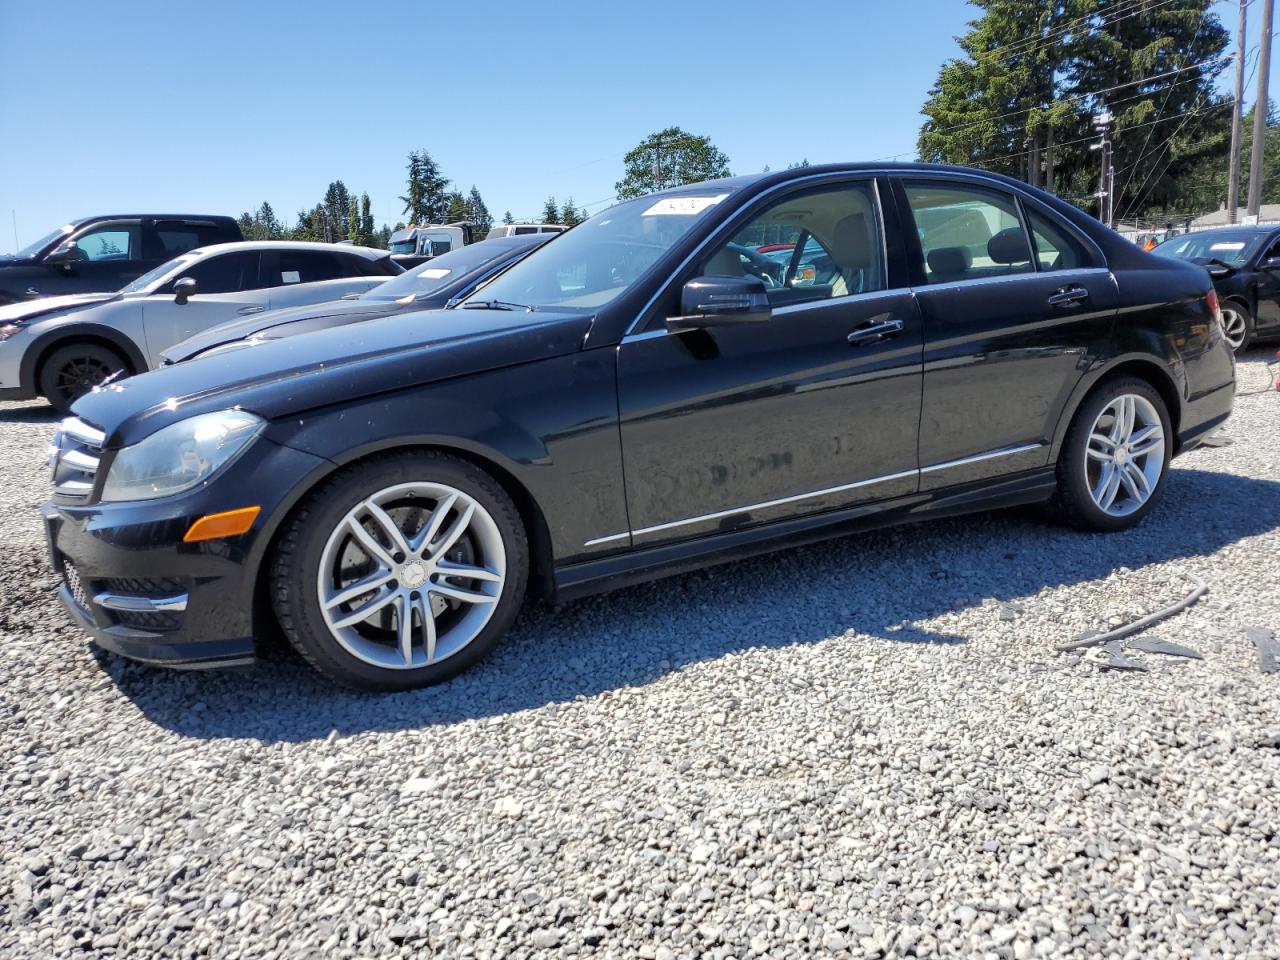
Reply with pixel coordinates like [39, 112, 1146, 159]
[261, 250, 343, 286]
[153, 220, 238, 257]
[513, 226, 539, 235]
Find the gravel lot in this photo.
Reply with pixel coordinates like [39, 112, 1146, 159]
[2, 351, 1279, 959]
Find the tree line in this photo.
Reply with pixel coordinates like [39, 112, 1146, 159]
[917, 0, 1279, 220]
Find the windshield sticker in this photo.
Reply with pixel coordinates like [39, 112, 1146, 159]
[419, 268, 451, 279]
[642, 194, 729, 217]
[1209, 242, 1246, 251]
[281, 270, 301, 284]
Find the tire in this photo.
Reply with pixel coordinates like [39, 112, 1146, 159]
[1219, 300, 1254, 354]
[38, 341, 130, 415]
[1047, 377, 1172, 532]
[270, 451, 528, 691]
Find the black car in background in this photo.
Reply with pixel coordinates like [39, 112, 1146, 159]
[44, 163, 1234, 691]
[161, 233, 552, 364]
[1154, 225, 1280, 352]
[0, 215, 242, 305]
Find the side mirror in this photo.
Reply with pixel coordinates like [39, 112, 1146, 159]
[668, 275, 772, 332]
[1207, 264, 1232, 279]
[173, 277, 198, 305]
[1262, 257, 1280, 272]
[45, 242, 77, 271]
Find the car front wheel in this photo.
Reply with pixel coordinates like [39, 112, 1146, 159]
[1219, 300, 1253, 353]
[39, 342, 129, 414]
[1047, 377, 1172, 532]
[271, 452, 528, 690]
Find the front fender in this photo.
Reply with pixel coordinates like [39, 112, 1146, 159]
[19, 315, 148, 391]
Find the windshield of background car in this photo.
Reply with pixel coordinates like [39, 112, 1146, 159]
[1154, 231, 1268, 266]
[16, 227, 70, 259]
[461, 192, 730, 311]
[121, 254, 196, 293]
[363, 242, 522, 301]
[389, 240, 416, 254]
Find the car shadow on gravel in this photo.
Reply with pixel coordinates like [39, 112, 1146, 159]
[0, 402, 58, 424]
[102, 465, 1280, 742]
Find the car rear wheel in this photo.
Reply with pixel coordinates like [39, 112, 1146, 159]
[38, 342, 129, 415]
[1219, 300, 1253, 353]
[1047, 377, 1171, 532]
[270, 451, 528, 691]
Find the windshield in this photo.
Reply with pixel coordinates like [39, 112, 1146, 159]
[121, 253, 195, 293]
[15, 226, 71, 259]
[463, 192, 729, 311]
[364, 241, 525, 301]
[1154, 231, 1268, 267]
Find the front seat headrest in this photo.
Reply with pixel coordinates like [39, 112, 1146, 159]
[988, 227, 1030, 265]
[926, 246, 971, 279]
[830, 213, 871, 268]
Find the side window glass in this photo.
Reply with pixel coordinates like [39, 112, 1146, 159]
[1027, 209, 1086, 271]
[70, 222, 142, 262]
[274, 251, 341, 285]
[174, 252, 258, 295]
[697, 182, 884, 306]
[905, 182, 1032, 283]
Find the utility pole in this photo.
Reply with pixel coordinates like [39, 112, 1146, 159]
[1248, 0, 1275, 218]
[1229, 0, 1248, 223]
[1092, 111, 1115, 228]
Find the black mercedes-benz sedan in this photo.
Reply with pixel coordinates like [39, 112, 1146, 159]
[43, 163, 1235, 690]
[1153, 225, 1280, 353]
[159, 233, 552, 364]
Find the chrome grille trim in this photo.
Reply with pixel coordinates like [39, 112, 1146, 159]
[51, 416, 105, 502]
[94, 592, 189, 613]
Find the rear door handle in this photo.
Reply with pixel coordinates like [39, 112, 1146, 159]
[237, 305, 265, 315]
[847, 314, 903, 346]
[1047, 285, 1089, 307]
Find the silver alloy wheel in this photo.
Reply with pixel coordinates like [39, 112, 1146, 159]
[1085, 394, 1165, 517]
[316, 482, 506, 670]
[1219, 306, 1247, 349]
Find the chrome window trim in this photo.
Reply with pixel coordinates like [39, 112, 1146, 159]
[910, 266, 1114, 295]
[584, 442, 1046, 546]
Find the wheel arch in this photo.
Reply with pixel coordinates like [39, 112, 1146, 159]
[21, 324, 147, 394]
[250, 439, 557, 647]
[1048, 356, 1183, 461]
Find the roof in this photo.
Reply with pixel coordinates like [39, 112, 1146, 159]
[1191, 204, 1280, 227]
[66, 213, 237, 225]
[184, 240, 390, 259]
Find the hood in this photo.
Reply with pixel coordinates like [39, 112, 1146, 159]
[0, 291, 120, 324]
[161, 297, 398, 364]
[73, 307, 596, 447]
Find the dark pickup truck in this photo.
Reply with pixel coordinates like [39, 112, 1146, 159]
[0, 214, 243, 304]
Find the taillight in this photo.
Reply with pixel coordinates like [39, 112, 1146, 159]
[1206, 288, 1223, 330]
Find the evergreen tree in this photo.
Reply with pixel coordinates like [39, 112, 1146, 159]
[615, 126, 731, 199]
[466, 186, 493, 234]
[323, 181, 351, 240]
[445, 190, 469, 223]
[502, 210, 514, 225]
[541, 196, 560, 224]
[347, 192, 361, 245]
[360, 194, 375, 246]
[399, 150, 450, 224]
[918, 0, 1229, 216]
[560, 197, 583, 226]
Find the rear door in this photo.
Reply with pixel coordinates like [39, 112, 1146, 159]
[139, 251, 268, 363]
[615, 176, 924, 548]
[896, 176, 1118, 489]
[260, 250, 384, 308]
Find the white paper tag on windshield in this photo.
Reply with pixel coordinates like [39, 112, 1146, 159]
[643, 194, 728, 216]
[419, 268, 450, 279]
[281, 270, 301, 284]
[1209, 242, 1246, 251]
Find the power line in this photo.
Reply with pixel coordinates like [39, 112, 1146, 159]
[970, 0, 1184, 67]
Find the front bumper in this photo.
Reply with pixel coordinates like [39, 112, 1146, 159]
[43, 436, 331, 669]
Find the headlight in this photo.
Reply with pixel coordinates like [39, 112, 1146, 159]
[101, 410, 264, 502]
[0, 322, 24, 342]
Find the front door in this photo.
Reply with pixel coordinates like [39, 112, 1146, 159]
[616, 178, 924, 548]
[898, 177, 1119, 489]
[1251, 235, 1280, 332]
[40, 219, 145, 296]
[140, 251, 268, 364]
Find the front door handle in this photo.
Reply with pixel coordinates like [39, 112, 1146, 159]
[237, 305, 265, 315]
[847, 314, 903, 346]
[1047, 285, 1089, 307]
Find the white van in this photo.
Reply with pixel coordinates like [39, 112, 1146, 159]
[484, 223, 567, 240]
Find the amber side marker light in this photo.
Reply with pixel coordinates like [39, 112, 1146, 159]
[183, 506, 262, 543]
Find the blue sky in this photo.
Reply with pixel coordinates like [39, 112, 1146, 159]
[0, 0, 1269, 252]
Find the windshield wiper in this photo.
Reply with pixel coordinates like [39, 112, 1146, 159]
[460, 299, 534, 312]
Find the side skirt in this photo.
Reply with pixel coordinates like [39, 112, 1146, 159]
[552, 468, 1057, 603]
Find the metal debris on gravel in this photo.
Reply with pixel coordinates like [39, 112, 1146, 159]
[2, 349, 1279, 960]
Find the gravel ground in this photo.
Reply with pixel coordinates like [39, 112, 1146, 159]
[2, 351, 1279, 959]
